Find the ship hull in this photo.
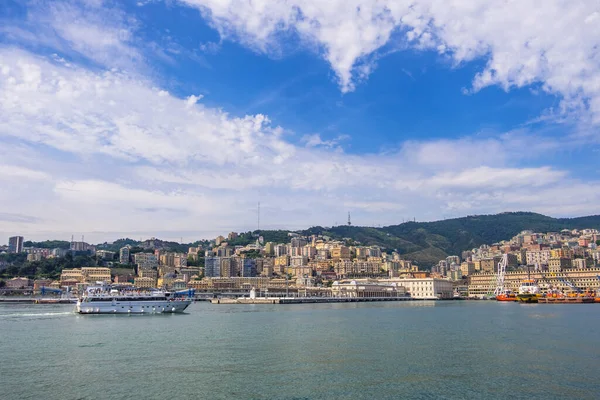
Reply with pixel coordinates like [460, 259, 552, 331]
[538, 297, 595, 304]
[517, 294, 539, 303]
[496, 295, 517, 302]
[76, 299, 192, 314]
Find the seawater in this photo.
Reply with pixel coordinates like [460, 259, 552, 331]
[1, 301, 599, 400]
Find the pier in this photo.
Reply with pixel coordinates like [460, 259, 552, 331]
[211, 296, 423, 304]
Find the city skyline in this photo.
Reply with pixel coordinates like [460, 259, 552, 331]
[2, 1, 600, 241]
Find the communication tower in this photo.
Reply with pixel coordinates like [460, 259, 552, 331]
[347, 212, 351, 226]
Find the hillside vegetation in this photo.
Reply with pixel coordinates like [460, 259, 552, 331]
[298, 212, 600, 266]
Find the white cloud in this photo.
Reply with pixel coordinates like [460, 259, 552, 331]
[1, 0, 143, 72]
[178, 0, 600, 122]
[2, 48, 600, 242]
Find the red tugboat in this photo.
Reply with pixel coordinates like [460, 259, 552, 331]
[496, 289, 518, 302]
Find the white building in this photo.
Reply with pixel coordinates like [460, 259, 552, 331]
[385, 278, 454, 299]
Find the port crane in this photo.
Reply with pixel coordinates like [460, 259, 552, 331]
[493, 254, 508, 296]
[557, 277, 581, 293]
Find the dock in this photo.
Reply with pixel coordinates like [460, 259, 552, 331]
[211, 296, 422, 304]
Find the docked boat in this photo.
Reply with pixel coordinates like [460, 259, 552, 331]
[76, 284, 194, 314]
[540, 288, 595, 304]
[539, 296, 595, 304]
[496, 289, 517, 302]
[516, 279, 540, 303]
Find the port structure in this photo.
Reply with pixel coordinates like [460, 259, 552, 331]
[493, 254, 508, 296]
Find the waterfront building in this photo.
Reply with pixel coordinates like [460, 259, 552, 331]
[61, 268, 84, 284]
[6, 277, 32, 289]
[331, 279, 407, 298]
[81, 267, 111, 283]
[384, 278, 453, 299]
[8, 236, 24, 254]
[468, 268, 600, 297]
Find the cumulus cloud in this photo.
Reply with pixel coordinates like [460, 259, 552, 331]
[2, 0, 600, 241]
[178, 0, 600, 122]
[3, 46, 600, 242]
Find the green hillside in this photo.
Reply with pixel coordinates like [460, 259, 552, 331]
[298, 212, 600, 266]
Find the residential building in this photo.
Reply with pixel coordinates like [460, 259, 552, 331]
[134, 252, 158, 269]
[119, 246, 131, 264]
[8, 236, 24, 254]
[205, 256, 221, 278]
[526, 250, 551, 266]
[96, 250, 115, 260]
[548, 257, 571, 272]
[330, 246, 350, 260]
[134, 277, 156, 288]
[460, 262, 476, 277]
[241, 258, 257, 277]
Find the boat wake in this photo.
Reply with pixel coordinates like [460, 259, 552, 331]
[0, 311, 74, 319]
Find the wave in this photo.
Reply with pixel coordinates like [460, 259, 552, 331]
[0, 311, 74, 318]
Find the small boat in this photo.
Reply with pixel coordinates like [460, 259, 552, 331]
[516, 279, 540, 303]
[496, 289, 517, 302]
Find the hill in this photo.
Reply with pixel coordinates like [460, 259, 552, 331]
[297, 212, 600, 266]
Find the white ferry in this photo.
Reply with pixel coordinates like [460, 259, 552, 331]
[76, 284, 194, 314]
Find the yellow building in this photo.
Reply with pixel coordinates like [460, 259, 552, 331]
[134, 276, 156, 288]
[60, 268, 83, 284]
[275, 255, 290, 267]
[330, 246, 350, 260]
[460, 262, 476, 276]
[81, 267, 111, 283]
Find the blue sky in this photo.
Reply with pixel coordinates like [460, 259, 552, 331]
[1, 0, 600, 242]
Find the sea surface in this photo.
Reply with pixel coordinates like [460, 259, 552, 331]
[1, 300, 599, 400]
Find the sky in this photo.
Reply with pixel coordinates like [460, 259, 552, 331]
[1, 0, 600, 243]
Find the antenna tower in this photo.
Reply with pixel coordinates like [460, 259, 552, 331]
[257, 202, 260, 231]
[347, 212, 351, 226]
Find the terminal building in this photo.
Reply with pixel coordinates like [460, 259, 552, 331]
[468, 268, 600, 297]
